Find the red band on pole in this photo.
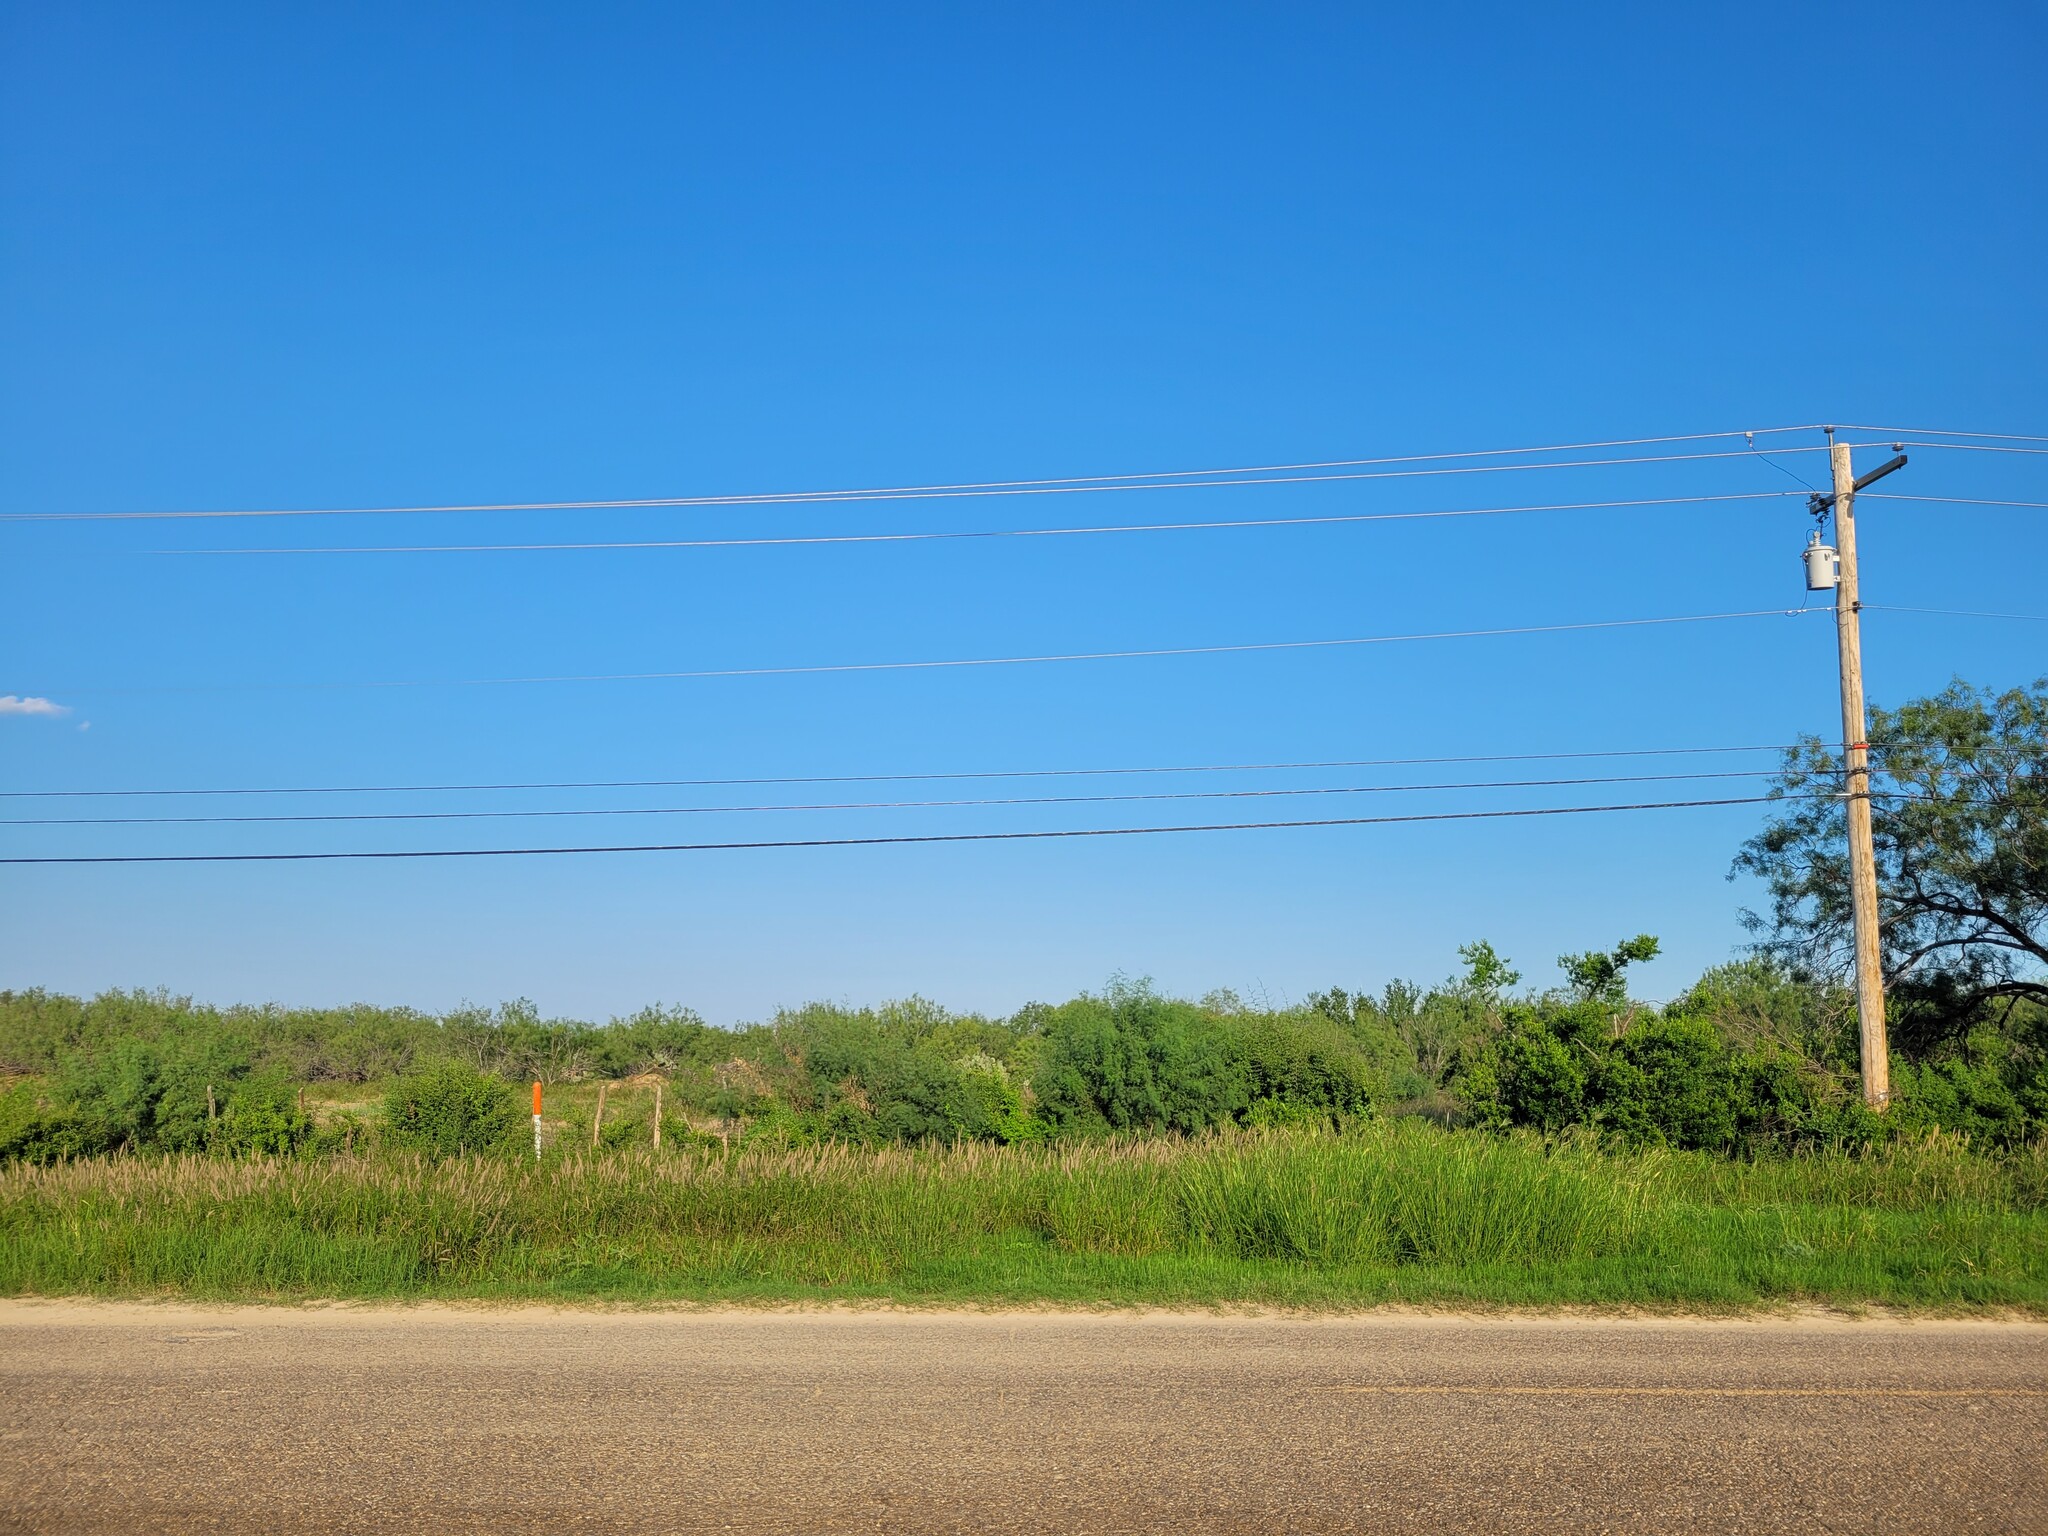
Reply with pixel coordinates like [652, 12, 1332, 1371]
[533, 1081, 543, 1115]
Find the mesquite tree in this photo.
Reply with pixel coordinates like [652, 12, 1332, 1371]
[1735, 678, 2047, 1047]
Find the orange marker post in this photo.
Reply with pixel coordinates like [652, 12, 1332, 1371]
[532, 1081, 544, 1160]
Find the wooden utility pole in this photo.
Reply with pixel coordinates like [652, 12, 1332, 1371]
[1830, 438, 1890, 1109]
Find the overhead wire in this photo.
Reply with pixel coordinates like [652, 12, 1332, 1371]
[1746, 438, 1817, 492]
[0, 743, 1813, 801]
[1839, 425, 2048, 443]
[121, 492, 1807, 557]
[113, 486, 2047, 560]
[1862, 494, 2048, 509]
[29, 607, 1825, 696]
[2, 785, 2002, 864]
[7, 420, 2034, 863]
[0, 439, 1860, 524]
[1892, 442, 2048, 457]
[0, 768, 1798, 828]
[1862, 604, 2048, 622]
[0, 795, 1806, 864]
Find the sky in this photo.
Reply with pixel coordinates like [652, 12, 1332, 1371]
[2, 2, 2043, 1023]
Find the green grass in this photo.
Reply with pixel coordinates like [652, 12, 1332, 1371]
[3, 1122, 2045, 1311]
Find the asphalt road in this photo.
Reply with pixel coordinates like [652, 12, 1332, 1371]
[2, 1305, 2045, 1535]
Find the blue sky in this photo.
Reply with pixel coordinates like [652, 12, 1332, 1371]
[3, 2, 2043, 1022]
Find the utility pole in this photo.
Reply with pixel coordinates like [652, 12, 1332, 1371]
[1816, 433, 1907, 1110]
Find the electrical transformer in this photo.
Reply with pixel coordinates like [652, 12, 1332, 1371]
[1803, 530, 1840, 592]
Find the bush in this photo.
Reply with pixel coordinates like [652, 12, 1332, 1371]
[1239, 1011, 1383, 1124]
[309, 1110, 368, 1156]
[213, 1076, 314, 1156]
[1890, 1054, 2028, 1144]
[1034, 981, 1382, 1137]
[1462, 1005, 1771, 1151]
[1033, 984, 1251, 1136]
[382, 1061, 521, 1157]
[50, 1034, 257, 1155]
[0, 1079, 96, 1164]
[1601, 1016, 1739, 1151]
[1457, 1005, 1597, 1135]
[1454, 993, 2048, 1152]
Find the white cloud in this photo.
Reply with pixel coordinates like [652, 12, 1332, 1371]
[0, 695, 71, 717]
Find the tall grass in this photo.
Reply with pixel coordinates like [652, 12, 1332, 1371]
[2, 1122, 2043, 1310]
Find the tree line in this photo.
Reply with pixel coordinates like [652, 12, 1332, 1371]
[2, 676, 2041, 1161]
[3, 947, 2040, 1162]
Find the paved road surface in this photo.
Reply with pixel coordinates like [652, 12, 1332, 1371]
[2, 1304, 2045, 1534]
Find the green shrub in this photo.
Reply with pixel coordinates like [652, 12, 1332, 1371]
[1034, 983, 1386, 1137]
[1600, 1015, 1739, 1151]
[0, 1079, 96, 1164]
[1239, 1011, 1383, 1123]
[308, 1110, 368, 1156]
[1890, 1054, 2028, 1144]
[1033, 982, 1251, 1135]
[760, 1004, 1030, 1145]
[381, 1061, 520, 1157]
[1458, 1006, 1594, 1134]
[213, 1076, 314, 1156]
[953, 1056, 1043, 1143]
[50, 1034, 256, 1155]
[1454, 996, 2048, 1152]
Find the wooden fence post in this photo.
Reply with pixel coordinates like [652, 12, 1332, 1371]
[653, 1082, 663, 1150]
[592, 1082, 608, 1148]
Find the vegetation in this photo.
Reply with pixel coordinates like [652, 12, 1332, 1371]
[1738, 676, 2047, 1051]
[0, 960, 2040, 1310]
[1, 1124, 2040, 1309]
[4, 955, 2040, 1163]
[381, 1061, 523, 1158]
[0, 677, 2041, 1308]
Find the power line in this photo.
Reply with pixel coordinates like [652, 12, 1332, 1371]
[0, 769, 1793, 828]
[34, 607, 1822, 695]
[1863, 604, 2048, 622]
[0, 742, 1809, 800]
[1863, 494, 2048, 510]
[0, 794, 1795, 864]
[124, 492, 1806, 557]
[2, 429, 1827, 523]
[121, 486, 2039, 560]
[1842, 425, 2048, 444]
[1895, 441, 2048, 457]
[1747, 440, 1818, 493]
[0, 441, 1857, 524]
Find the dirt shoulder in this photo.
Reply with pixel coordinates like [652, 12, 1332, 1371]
[6, 1295, 2047, 1331]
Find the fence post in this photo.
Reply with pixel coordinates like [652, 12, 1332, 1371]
[592, 1081, 608, 1148]
[653, 1082, 663, 1150]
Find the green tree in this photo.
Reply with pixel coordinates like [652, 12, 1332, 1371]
[1558, 935, 1660, 1004]
[1457, 940, 1521, 999]
[1736, 678, 2047, 1048]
